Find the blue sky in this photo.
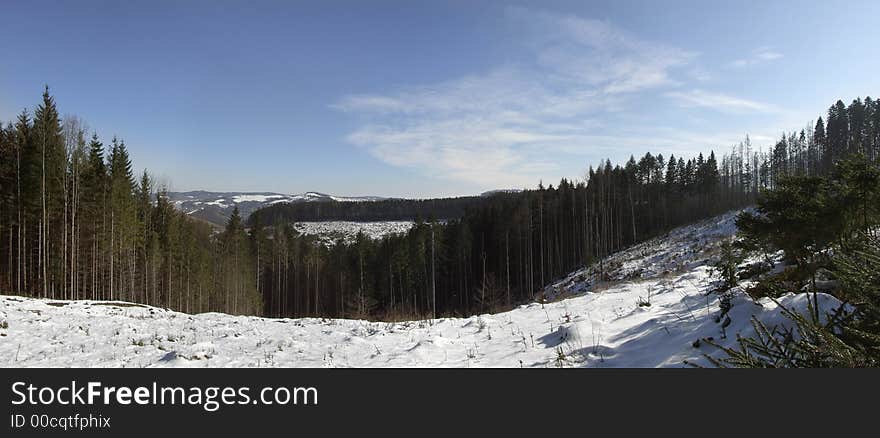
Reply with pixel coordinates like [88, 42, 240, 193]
[1, 1, 878, 197]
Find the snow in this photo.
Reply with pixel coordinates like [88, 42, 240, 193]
[204, 199, 230, 208]
[286, 192, 385, 203]
[167, 191, 387, 224]
[328, 195, 386, 202]
[293, 221, 414, 246]
[0, 209, 845, 368]
[231, 194, 284, 203]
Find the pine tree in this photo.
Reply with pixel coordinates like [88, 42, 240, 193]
[771, 137, 788, 188]
[81, 134, 107, 299]
[136, 170, 154, 304]
[32, 86, 65, 298]
[826, 100, 849, 169]
[808, 118, 824, 175]
[107, 137, 137, 300]
[847, 98, 866, 156]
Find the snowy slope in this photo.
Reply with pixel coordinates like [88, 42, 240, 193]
[542, 210, 741, 301]
[0, 210, 843, 368]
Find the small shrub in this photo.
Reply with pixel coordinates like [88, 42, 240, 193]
[636, 285, 654, 307]
[745, 267, 806, 300]
[554, 346, 566, 368]
[711, 239, 745, 292]
[738, 260, 773, 280]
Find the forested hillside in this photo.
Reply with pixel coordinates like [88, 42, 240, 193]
[248, 96, 879, 319]
[1, 88, 878, 320]
[251, 196, 483, 224]
[168, 191, 389, 227]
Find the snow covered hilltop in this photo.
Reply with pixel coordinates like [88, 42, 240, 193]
[167, 190, 387, 226]
[0, 210, 841, 367]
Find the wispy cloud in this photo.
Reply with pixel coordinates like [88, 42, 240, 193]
[336, 8, 771, 188]
[730, 46, 783, 68]
[665, 89, 778, 113]
[337, 65, 612, 186]
[511, 7, 697, 94]
[335, 8, 702, 187]
[687, 67, 712, 82]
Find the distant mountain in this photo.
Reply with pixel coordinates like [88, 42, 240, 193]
[167, 191, 386, 226]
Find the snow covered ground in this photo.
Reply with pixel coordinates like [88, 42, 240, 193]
[293, 221, 414, 246]
[0, 210, 843, 368]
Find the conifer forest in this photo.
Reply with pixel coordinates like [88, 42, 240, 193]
[2, 88, 878, 323]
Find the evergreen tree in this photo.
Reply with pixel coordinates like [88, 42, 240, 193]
[847, 98, 867, 155]
[826, 100, 849, 169]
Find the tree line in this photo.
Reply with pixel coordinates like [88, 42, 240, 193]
[248, 95, 880, 320]
[249, 148, 745, 319]
[1, 89, 877, 320]
[252, 195, 484, 224]
[0, 87, 260, 315]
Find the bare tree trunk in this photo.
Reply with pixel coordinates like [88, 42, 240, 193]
[62, 175, 67, 300]
[505, 230, 510, 306]
[109, 212, 114, 300]
[389, 263, 394, 314]
[628, 184, 637, 244]
[16, 146, 22, 293]
[539, 192, 544, 287]
[42, 134, 48, 298]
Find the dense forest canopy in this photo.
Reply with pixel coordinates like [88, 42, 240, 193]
[250, 195, 485, 225]
[1, 88, 878, 320]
